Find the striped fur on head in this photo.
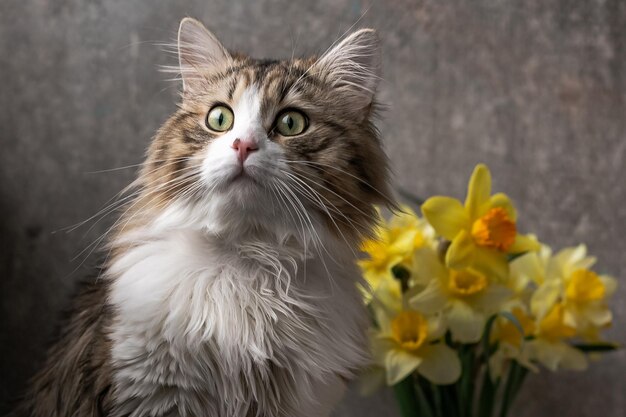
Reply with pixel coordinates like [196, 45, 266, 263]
[128, 17, 392, 245]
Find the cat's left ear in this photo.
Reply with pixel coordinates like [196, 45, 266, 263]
[312, 29, 381, 112]
[177, 18, 232, 92]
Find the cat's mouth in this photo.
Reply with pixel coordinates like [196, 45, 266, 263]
[229, 166, 261, 186]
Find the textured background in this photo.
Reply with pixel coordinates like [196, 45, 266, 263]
[1, 0, 624, 416]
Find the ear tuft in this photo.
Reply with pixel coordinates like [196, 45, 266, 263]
[177, 18, 231, 92]
[312, 29, 382, 105]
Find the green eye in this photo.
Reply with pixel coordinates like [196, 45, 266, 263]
[275, 110, 308, 136]
[206, 105, 234, 132]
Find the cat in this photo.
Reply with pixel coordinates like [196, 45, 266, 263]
[10, 17, 392, 417]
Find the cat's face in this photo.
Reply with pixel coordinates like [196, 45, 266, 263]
[139, 18, 391, 243]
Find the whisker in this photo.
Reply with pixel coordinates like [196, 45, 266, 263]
[285, 167, 380, 225]
[93, 171, 205, 273]
[281, 172, 359, 260]
[71, 169, 202, 267]
[280, 159, 395, 208]
[273, 180, 334, 288]
[60, 163, 203, 235]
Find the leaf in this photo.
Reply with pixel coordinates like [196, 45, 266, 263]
[507, 252, 528, 262]
[572, 342, 620, 352]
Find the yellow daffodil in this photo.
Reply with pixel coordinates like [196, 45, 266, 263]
[525, 303, 588, 371]
[488, 306, 538, 378]
[368, 302, 461, 385]
[507, 245, 616, 370]
[410, 247, 511, 343]
[421, 164, 539, 280]
[358, 206, 435, 303]
[491, 307, 536, 349]
[489, 302, 588, 375]
[523, 244, 617, 338]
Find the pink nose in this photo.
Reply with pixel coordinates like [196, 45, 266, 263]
[231, 138, 259, 162]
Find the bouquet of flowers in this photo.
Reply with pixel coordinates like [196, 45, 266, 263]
[358, 164, 618, 417]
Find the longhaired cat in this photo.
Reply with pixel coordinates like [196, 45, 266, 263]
[12, 18, 392, 417]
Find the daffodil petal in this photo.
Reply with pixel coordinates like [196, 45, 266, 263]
[471, 246, 509, 281]
[447, 300, 485, 343]
[556, 245, 587, 266]
[409, 280, 448, 314]
[585, 306, 612, 327]
[530, 280, 561, 319]
[446, 230, 475, 269]
[473, 285, 512, 313]
[488, 193, 517, 221]
[370, 297, 398, 334]
[426, 313, 447, 341]
[526, 340, 559, 371]
[562, 308, 578, 328]
[465, 164, 492, 219]
[546, 245, 596, 282]
[416, 344, 462, 385]
[360, 257, 399, 284]
[510, 251, 544, 287]
[412, 247, 448, 285]
[600, 275, 618, 297]
[558, 344, 588, 371]
[384, 349, 422, 385]
[516, 352, 540, 374]
[508, 234, 540, 254]
[389, 229, 419, 255]
[529, 340, 588, 371]
[371, 280, 403, 317]
[421, 196, 469, 241]
[554, 245, 596, 275]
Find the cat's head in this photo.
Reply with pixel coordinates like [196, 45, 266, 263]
[137, 18, 392, 245]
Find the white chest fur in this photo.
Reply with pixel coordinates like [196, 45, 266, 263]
[107, 228, 369, 417]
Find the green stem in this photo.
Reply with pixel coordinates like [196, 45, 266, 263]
[413, 377, 436, 417]
[477, 369, 499, 417]
[457, 346, 475, 417]
[393, 375, 421, 417]
[432, 384, 444, 417]
[498, 363, 528, 417]
[441, 384, 460, 417]
[512, 367, 528, 396]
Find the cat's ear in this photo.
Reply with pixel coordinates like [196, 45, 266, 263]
[177, 18, 232, 92]
[312, 29, 381, 110]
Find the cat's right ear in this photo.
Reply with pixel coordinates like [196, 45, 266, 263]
[177, 18, 232, 92]
[311, 29, 381, 120]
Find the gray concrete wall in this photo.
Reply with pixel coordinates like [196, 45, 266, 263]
[1, 1, 624, 416]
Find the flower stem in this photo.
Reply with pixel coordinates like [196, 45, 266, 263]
[477, 369, 499, 417]
[392, 375, 422, 417]
[431, 383, 444, 417]
[498, 362, 528, 417]
[441, 383, 460, 417]
[456, 345, 475, 417]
